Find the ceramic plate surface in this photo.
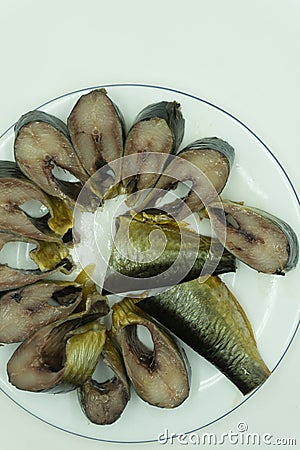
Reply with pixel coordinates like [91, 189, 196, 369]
[0, 84, 299, 443]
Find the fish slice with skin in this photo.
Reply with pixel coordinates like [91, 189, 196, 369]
[0, 281, 83, 343]
[7, 293, 109, 393]
[137, 276, 271, 395]
[112, 298, 190, 408]
[68, 89, 125, 178]
[104, 212, 235, 294]
[0, 161, 73, 241]
[208, 200, 299, 274]
[139, 137, 235, 219]
[122, 101, 184, 202]
[0, 231, 73, 291]
[14, 110, 99, 210]
[78, 333, 130, 425]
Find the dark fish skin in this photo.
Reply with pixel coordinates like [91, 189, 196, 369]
[209, 200, 299, 274]
[137, 276, 271, 395]
[122, 101, 184, 197]
[137, 137, 235, 218]
[132, 101, 184, 152]
[104, 214, 235, 294]
[78, 334, 130, 425]
[14, 110, 99, 210]
[178, 137, 235, 167]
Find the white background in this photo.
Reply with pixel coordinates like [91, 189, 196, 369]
[0, 1, 299, 449]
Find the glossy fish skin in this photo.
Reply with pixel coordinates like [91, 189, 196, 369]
[0, 281, 82, 343]
[122, 101, 184, 196]
[112, 298, 189, 408]
[7, 294, 109, 393]
[209, 200, 299, 274]
[0, 232, 73, 291]
[186, 137, 235, 166]
[0, 161, 73, 241]
[14, 110, 99, 209]
[105, 214, 235, 293]
[138, 276, 271, 395]
[140, 137, 235, 218]
[68, 89, 125, 177]
[134, 101, 184, 151]
[78, 333, 130, 425]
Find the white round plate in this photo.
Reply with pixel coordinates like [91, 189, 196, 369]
[0, 84, 299, 443]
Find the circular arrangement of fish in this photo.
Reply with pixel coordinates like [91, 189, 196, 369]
[0, 87, 298, 430]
